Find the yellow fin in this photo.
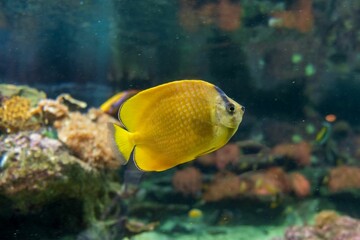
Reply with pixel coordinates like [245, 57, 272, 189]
[108, 122, 134, 163]
[134, 146, 191, 172]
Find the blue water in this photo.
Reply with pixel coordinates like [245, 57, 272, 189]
[1, 1, 360, 239]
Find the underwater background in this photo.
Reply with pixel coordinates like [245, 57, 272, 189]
[1, 0, 360, 239]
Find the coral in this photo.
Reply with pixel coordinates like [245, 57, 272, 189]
[0, 84, 46, 107]
[178, 0, 242, 32]
[326, 166, 360, 192]
[178, 0, 201, 32]
[0, 96, 39, 133]
[197, 143, 240, 170]
[269, 0, 314, 33]
[196, 151, 217, 166]
[314, 210, 340, 228]
[279, 211, 360, 240]
[32, 98, 69, 125]
[0, 131, 97, 210]
[248, 167, 290, 197]
[272, 141, 312, 166]
[54, 108, 120, 169]
[0, 130, 123, 227]
[203, 168, 311, 202]
[217, 0, 242, 31]
[172, 167, 202, 197]
[56, 93, 87, 111]
[288, 172, 311, 198]
[214, 143, 240, 170]
[203, 172, 245, 202]
[282, 226, 317, 240]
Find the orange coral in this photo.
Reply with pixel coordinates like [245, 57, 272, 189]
[214, 143, 240, 170]
[203, 167, 294, 202]
[0, 96, 38, 133]
[172, 167, 202, 197]
[272, 141, 311, 166]
[269, 0, 314, 33]
[54, 108, 120, 169]
[327, 166, 360, 192]
[179, 0, 242, 32]
[288, 172, 311, 198]
[197, 143, 240, 170]
[217, 0, 242, 31]
[249, 167, 290, 197]
[203, 172, 245, 202]
[196, 151, 217, 166]
[203, 168, 313, 202]
[178, 0, 200, 32]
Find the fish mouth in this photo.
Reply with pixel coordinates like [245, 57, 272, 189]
[226, 113, 243, 128]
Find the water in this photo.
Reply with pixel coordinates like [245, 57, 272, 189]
[1, 0, 360, 239]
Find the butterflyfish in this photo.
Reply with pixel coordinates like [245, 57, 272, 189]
[100, 90, 139, 117]
[109, 80, 245, 172]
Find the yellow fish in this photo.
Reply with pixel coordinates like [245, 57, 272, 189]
[100, 90, 139, 117]
[109, 80, 244, 172]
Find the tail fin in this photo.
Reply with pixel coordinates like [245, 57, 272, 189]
[108, 122, 134, 164]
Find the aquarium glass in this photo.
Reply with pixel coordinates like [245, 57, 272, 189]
[1, 0, 360, 239]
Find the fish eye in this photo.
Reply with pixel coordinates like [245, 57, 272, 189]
[226, 103, 235, 114]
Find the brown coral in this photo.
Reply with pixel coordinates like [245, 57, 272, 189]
[178, 0, 242, 32]
[172, 167, 202, 197]
[248, 167, 290, 197]
[288, 172, 311, 198]
[314, 210, 340, 229]
[269, 0, 314, 33]
[203, 172, 245, 202]
[281, 211, 360, 240]
[197, 143, 240, 170]
[54, 108, 120, 169]
[0, 96, 39, 133]
[203, 167, 294, 202]
[214, 143, 240, 170]
[32, 98, 69, 125]
[196, 151, 217, 166]
[327, 166, 360, 193]
[217, 0, 242, 31]
[272, 141, 312, 166]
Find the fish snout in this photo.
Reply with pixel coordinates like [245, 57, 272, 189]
[230, 105, 244, 127]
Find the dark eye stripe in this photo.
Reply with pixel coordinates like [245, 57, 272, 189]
[214, 85, 231, 105]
